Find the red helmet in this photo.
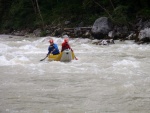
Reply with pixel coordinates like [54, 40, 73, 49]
[49, 39, 54, 43]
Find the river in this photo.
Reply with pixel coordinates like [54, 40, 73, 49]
[0, 35, 150, 113]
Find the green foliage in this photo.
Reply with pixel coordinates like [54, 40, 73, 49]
[112, 5, 128, 25]
[40, 30, 47, 37]
[137, 8, 150, 18]
[0, 0, 150, 31]
[0, 0, 36, 29]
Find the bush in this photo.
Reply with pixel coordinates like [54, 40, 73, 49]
[112, 5, 128, 25]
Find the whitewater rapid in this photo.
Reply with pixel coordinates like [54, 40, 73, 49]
[0, 35, 150, 113]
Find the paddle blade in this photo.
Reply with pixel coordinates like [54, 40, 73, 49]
[40, 58, 45, 61]
[40, 56, 47, 61]
[75, 57, 78, 60]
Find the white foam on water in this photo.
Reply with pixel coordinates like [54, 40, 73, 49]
[0, 56, 11, 66]
[112, 59, 140, 68]
[0, 43, 11, 53]
[12, 55, 29, 62]
[19, 44, 38, 50]
[0, 35, 150, 113]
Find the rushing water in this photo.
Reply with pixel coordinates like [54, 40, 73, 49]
[0, 35, 150, 113]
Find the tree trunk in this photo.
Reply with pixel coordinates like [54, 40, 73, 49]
[93, 0, 113, 20]
[35, 0, 44, 29]
[109, 0, 115, 10]
[30, 0, 37, 14]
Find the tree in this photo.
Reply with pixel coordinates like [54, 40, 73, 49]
[30, 0, 44, 28]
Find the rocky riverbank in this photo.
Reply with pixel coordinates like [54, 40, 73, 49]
[1, 17, 150, 44]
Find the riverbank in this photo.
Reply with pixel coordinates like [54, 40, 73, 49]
[1, 16, 150, 45]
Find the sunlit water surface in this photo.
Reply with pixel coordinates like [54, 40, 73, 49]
[0, 35, 150, 113]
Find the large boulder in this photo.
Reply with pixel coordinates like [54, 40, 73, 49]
[112, 25, 129, 40]
[33, 28, 41, 37]
[91, 17, 113, 39]
[138, 28, 150, 44]
[136, 18, 150, 30]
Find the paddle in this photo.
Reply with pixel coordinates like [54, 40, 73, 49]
[40, 55, 48, 61]
[74, 56, 78, 60]
[72, 51, 78, 60]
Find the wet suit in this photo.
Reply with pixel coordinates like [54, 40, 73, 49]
[47, 43, 59, 56]
[61, 42, 73, 52]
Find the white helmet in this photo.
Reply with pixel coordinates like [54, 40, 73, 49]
[63, 35, 69, 38]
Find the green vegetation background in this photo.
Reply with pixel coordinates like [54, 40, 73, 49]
[0, 0, 150, 31]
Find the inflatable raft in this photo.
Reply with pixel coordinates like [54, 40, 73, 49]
[48, 49, 75, 62]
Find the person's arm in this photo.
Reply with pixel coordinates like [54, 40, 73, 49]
[61, 43, 64, 52]
[51, 44, 59, 54]
[47, 46, 52, 56]
[51, 49, 55, 54]
[68, 44, 73, 52]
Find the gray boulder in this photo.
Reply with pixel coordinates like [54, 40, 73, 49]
[33, 28, 41, 37]
[138, 28, 150, 44]
[91, 17, 113, 39]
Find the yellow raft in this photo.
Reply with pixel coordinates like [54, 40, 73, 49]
[48, 49, 75, 62]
